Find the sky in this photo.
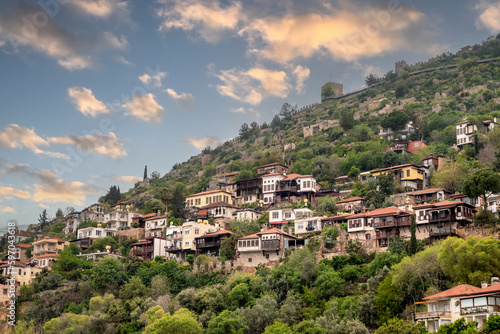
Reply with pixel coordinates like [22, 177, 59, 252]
[0, 0, 499, 232]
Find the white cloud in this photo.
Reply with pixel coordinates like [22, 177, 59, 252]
[476, 1, 500, 33]
[38, 203, 50, 209]
[209, 64, 289, 105]
[186, 136, 224, 150]
[165, 88, 194, 109]
[116, 56, 134, 66]
[157, 0, 244, 43]
[49, 133, 127, 160]
[0, 206, 16, 213]
[291, 65, 310, 94]
[0, 124, 68, 159]
[68, 87, 109, 117]
[139, 71, 167, 88]
[231, 107, 260, 120]
[71, 0, 128, 19]
[103, 31, 128, 50]
[0, 186, 31, 201]
[0, 2, 92, 70]
[111, 175, 142, 183]
[32, 170, 98, 206]
[0, 163, 98, 206]
[122, 94, 164, 123]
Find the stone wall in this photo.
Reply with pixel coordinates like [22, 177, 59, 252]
[116, 228, 145, 241]
[303, 120, 339, 137]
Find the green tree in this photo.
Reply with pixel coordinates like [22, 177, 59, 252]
[340, 112, 355, 131]
[483, 314, 500, 333]
[239, 123, 250, 139]
[38, 209, 49, 231]
[436, 318, 477, 334]
[92, 257, 129, 291]
[228, 283, 253, 309]
[348, 166, 361, 179]
[169, 182, 186, 219]
[462, 168, 500, 209]
[144, 307, 202, 334]
[43, 313, 90, 334]
[277, 291, 302, 326]
[206, 309, 248, 334]
[431, 158, 470, 193]
[264, 321, 293, 334]
[438, 236, 500, 286]
[374, 317, 428, 334]
[365, 74, 381, 86]
[380, 110, 409, 131]
[186, 254, 195, 268]
[119, 276, 148, 299]
[103, 185, 121, 205]
[316, 196, 337, 216]
[409, 215, 417, 256]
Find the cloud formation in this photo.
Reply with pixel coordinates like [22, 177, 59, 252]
[71, 0, 129, 19]
[0, 206, 16, 214]
[1, 163, 98, 206]
[0, 2, 92, 70]
[122, 94, 164, 123]
[231, 107, 260, 120]
[292, 65, 310, 94]
[186, 136, 224, 149]
[0, 124, 67, 159]
[31, 170, 98, 206]
[111, 175, 142, 183]
[139, 71, 167, 88]
[0, 186, 31, 201]
[476, 1, 500, 33]
[210, 64, 290, 105]
[157, 0, 244, 43]
[68, 87, 110, 117]
[103, 31, 128, 50]
[49, 133, 127, 160]
[165, 88, 194, 109]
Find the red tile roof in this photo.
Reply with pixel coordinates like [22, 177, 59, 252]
[337, 196, 364, 204]
[239, 233, 259, 239]
[186, 189, 231, 198]
[322, 214, 353, 221]
[472, 283, 500, 295]
[258, 162, 288, 168]
[198, 210, 208, 216]
[410, 188, 445, 195]
[15, 243, 32, 248]
[282, 173, 313, 181]
[196, 229, 233, 238]
[200, 201, 239, 209]
[257, 228, 297, 239]
[423, 284, 483, 300]
[414, 200, 474, 210]
[31, 253, 58, 259]
[369, 207, 410, 217]
[261, 173, 284, 177]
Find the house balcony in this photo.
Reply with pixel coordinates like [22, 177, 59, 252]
[429, 228, 458, 238]
[277, 186, 299, 193]
[197, 240, 222, 249]
[429, 213, 456, 223]
[415, 311, 451, 320]
[165, 244, 182, 251]
[261, 240, 280, 251]
[166, 233, 182, 239]
[461, 305, 499, 315]
[375, 230, 399, 240]
[373, 220, 397, 228]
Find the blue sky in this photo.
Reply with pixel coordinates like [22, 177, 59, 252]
[0, 0, 499, 232]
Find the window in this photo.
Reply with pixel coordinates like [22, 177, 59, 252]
[195, 229, 199, 235]
[272, 212, 279, 219]
[285, 212, 292, 219]
[407, 170, 410, 177]
[248, 258, 252, 262]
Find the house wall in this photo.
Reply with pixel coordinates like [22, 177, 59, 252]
[186, 191, 232, 208]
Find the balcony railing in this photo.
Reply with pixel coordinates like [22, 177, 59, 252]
[376, 230, 399, 240]
[461, 305, 499, 315]
[429, 228, 457, 237]
[415, 311, 451, 319]
[373, 220, 396, 228]
[197, 240, 222, 248]
[277, 186, 299, 192]
[261, 240, 280, 251]
[429, 214, 455, 223]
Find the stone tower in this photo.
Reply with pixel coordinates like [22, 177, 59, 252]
[321, 82, 343, 102]
[395, 60, 409, 75]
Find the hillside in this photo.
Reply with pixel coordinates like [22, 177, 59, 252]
[113, 35, 500, 214]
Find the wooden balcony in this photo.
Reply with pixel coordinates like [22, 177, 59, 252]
[373, 220, 396, 228]
[429, 228, 457, 238]
[415, 311, 451, 319]
[261, 240, 280, 251]
[375, 230, 399, 240]
[197, 240, 222, 249]
[429, 213, 456, 223]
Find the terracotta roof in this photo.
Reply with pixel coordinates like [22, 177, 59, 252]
[322, 214, 353, 221]
[200, 201, 239, 209]
[369, 207, 410, 217]
[195, 229, 233, 239]
[471, 283, 500, 295]
[144, 214, 167, 221]
[414, 200, 474, 210]
[258, 162, 288, 168]
[131, 240, 152, 246]
[239, 233, 259, 239]
[423, 284, 482, 300]
[450, 193, 467, 199]
[261, 173, 284, 177]
[410, 188, 445, 195]
[186, 190, 231, 198]
[282, 173, 313, 181]
[372, 164, 422, 173]
[31, 253, 58, 259]
[34, 237, 66, 244]
[337, 196, 364, 204]
[456, 120, 474, 125]
[257, 228, 297, 239]
[140, 213, 157, 219]
[15, 243, 32, 248]
[198, 209, 208, 216]
[0, 261, 27, 268]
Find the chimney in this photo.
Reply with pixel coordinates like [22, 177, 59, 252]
[492, 277, 500, 286]
[481, 281, 489, 289]
[157, 210, 161, 217]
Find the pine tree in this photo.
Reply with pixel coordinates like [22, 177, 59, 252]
[409, 214, 417, 255]
[143, 165, 148, 181]
[38, 210, 49, 231]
